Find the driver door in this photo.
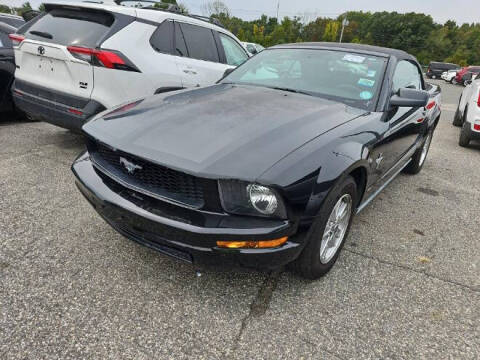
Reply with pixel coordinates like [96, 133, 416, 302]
[378, 60, 426, 175]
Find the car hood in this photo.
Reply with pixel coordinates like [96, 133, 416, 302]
[83, 84, 366, 181]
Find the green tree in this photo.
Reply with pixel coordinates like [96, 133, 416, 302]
[14, 2, 33, 16]
[323, 21, 340, 42]
[0, 4, 11, 14]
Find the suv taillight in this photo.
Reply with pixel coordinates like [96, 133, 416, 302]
[67, 46, 138, 72]
[8, 34, 25, 47]
[477, 91, 480, 108]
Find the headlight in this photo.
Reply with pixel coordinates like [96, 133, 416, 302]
[247, 184, 278, 215]
[219, 180, 287, 219]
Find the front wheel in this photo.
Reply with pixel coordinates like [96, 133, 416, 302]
[404, 130, 433, 174]
[291, 176, 357, 279]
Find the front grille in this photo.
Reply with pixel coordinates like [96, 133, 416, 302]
[87, 139, 211, 209]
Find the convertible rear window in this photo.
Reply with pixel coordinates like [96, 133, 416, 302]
[222, 48, 387, 110]
[24, 8, 114, 47]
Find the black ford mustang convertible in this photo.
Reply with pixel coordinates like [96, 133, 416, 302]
[72, 43, 441, 279]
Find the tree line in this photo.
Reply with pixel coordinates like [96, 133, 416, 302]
[213, 10, 480, 67]
[2, 1, 479, 66]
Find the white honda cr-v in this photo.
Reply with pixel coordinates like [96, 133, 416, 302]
[10, 2, 249, 130]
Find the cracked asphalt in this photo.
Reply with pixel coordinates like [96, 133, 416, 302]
[1, 80, 479, 359]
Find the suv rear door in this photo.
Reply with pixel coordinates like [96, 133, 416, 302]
[14, 6, 127, 101]
[173, 22, 232, 87]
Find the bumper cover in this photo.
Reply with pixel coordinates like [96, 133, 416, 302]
[12, 80, 105, 131]
[72, 153, 304, 269]
[466, 122, 480, 140]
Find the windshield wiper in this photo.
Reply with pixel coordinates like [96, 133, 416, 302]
[29, 30, 53, 39]
[271, 86, 313, 97]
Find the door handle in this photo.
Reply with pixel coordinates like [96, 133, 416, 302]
[182, 69, 197, 75]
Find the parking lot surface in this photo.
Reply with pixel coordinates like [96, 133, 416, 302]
[1, 80, 479, 359]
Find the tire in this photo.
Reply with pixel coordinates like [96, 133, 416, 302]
[453, 109, 462, 126]
[453, 98, 464, 127]
[459, 122, 471, 147]
[291, 176, 357, 280]
[404, 129, 433, 174]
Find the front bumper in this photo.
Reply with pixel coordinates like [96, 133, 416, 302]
[72, 153, 304, 269]
[12, 80, 105, 131]
[465, 121, 480, 140]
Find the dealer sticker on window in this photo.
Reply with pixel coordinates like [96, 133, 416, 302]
[358, 78, 375, 87]
[360, 91, 373, 100]
[342, 54, 366, 63]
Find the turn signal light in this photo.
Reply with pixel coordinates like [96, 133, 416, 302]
[217, 237, 288, 249]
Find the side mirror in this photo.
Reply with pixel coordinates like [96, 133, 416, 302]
[390, 88, 429, 108]
[250, 48, 258, 55]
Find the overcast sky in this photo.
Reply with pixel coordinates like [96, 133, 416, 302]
[3, 0, 479, 24]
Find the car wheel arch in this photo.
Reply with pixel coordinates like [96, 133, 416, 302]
[348, 166, 368, 207]
[303, 160, 369, 219]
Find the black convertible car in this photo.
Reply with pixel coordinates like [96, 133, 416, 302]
[72, 43, 441, 279]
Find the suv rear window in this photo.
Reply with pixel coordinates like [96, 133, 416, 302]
[150, 20, 173, 54]
[179, 23, 219, 63]
[25, 8, 114, 47]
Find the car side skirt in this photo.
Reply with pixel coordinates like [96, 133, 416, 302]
[356, 158, 412, 214]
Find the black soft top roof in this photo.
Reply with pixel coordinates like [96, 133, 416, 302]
[272, 42, 417, 62]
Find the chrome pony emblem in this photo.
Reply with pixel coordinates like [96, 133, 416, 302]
[37, 46, 45, 55]
[119, 157, 142, 174]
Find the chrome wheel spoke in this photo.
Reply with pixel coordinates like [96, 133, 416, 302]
[319, 194, 353, 264]
[420, 133, 432, 166]
[336, 200, 348, 221]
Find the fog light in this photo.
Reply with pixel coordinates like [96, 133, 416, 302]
[217, 237, 288, 249]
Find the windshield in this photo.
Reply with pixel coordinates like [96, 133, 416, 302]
[221, 48, 387, 110]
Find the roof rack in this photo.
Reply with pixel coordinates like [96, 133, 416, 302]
[189, 14, 224, 28]
[114, 0, 224, 28]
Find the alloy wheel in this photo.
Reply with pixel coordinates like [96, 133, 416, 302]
[319, 194, 353, 264]
[419, 133, 432, 167]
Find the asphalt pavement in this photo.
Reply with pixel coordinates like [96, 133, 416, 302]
[0, 80, 479, 359]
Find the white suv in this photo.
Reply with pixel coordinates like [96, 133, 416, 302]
[10, 2, 249, 130]
[453, 74, 480, 147]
